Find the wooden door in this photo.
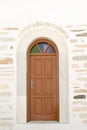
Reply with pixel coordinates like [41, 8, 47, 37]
[27, 38, 59, 121]
[30, 55, 58, 120]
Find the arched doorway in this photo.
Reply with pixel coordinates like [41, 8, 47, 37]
[17, 22, 69, 123]
[27, 38, 59, 121]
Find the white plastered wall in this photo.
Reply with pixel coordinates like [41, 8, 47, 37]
[16, 22, 69, 123]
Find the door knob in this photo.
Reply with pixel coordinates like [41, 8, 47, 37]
[30, 79, 35, 88]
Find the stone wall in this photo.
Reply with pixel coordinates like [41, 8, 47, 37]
[0, 24, 87, 129]
[0, 28, 18, 130]
[66, 24, 87, 124]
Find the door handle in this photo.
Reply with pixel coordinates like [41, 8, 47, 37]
[30, 79, 35, 88]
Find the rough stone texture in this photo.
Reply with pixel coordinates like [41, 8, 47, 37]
[74, 95, 86, 99]
[0, 29, 17, 129]
[74, 87, 80, 89]
[73, 101, 87, 105]
[75, 69, 87, 72]
[73, 107, 87, 111]
[0, 117, 13, 120]
[74, 89, 87, 93]
[73, 55, 87, 61]
[0, 84, 8, 89]
[76, 33, 87, 37]
[0, 37, 15, 42]
[71, 29, 85, 32]
[75, 44, 87, 48]
[72, 114, 76, 117]
[84, 83, 87, 88]
[77, 77, 87, 81]
[0, 122, 13, 127]
[66, 25, 73, 28]
[0, 92, 12, 97]
[69, 39, 78, 43]
[71, 64, 79, 68]
[0, 58, 13, 64]
[84, 63, 87, 68]
[69, 25, 87, 124]
[83, 120, 87, 124]
[80, 114, 87, 118]
[72, 50, 84, 53]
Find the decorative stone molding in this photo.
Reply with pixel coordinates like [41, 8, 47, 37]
[19, 22, 69, 39]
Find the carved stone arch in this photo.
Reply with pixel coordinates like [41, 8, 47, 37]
[16, 22, 69, 123]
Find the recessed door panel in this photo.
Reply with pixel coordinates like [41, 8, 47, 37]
[34, 98, 43, 114]
[34, 79, 43, 96]
[44, 97, 57, 120]
[44, 59, 52, 74]
[44, 79, 54, 96]
[44, 97, 53, 114]
[31, 57, 43, 78]
[31, 97, 43, 120]
[29, 55, 58, 121]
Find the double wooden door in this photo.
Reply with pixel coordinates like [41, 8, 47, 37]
[28, 55, 59, 121]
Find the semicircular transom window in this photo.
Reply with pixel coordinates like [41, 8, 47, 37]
[30, 41, 56, 54]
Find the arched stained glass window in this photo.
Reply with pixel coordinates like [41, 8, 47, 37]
[47, 45, 56, 53]
[30, 45, 40, 53]
[38, 42, 48, 52]
[30, 40, 56, 54]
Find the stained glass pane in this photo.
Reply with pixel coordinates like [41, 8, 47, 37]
[47, 45, 56, 53]
[38, 42, 48, 53]
[30, 45, 40, 53]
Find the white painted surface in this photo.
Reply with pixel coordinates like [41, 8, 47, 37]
[0, 0, 87, 28]
[0, 0, 87, 130]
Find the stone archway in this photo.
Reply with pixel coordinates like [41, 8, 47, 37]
[16, 22, 69, 123]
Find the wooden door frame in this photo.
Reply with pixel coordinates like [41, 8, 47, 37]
[27, 38, 59, 121]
